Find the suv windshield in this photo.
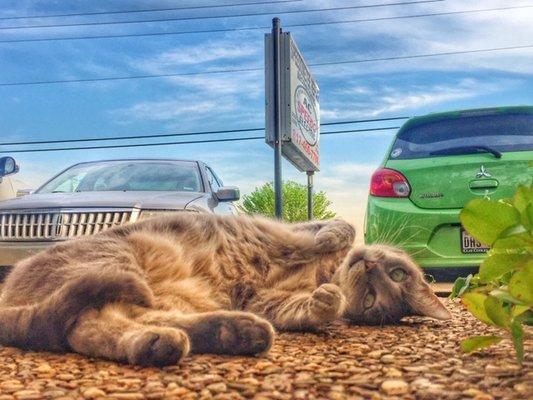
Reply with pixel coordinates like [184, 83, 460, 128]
[389, 112, 533, 160]
[38, 161, 203, 193]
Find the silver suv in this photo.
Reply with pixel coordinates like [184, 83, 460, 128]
[0, 159, 239, 274]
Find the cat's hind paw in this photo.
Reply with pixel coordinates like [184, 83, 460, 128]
[314, 221, 356, 253]
[188, 311, 274, 356]
[125, 327, 190, 367]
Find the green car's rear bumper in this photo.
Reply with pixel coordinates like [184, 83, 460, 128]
[364, 196, 484, 280]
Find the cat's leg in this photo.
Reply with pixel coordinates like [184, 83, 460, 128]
[133, 309, 274, 356]
[290, 220, 330, 234]
[246, 283, 346, 331]
[291, 220, 356, 253]
[67, 304, 190, 366]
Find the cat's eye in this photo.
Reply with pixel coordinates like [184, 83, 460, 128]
[390, 268, 407, 282]
[363, 292, 375, 309]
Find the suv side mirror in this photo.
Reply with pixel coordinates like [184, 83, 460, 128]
[215, 186, 240, 202]
[0, 157, 19, 178]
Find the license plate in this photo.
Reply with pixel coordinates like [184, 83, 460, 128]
[461, 229, 489, 253]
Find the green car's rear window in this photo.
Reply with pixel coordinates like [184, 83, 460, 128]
[390, 112, 533, 159]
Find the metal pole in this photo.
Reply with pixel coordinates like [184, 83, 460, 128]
[307, 171, 314, 220]
[272, 17, 283, 219]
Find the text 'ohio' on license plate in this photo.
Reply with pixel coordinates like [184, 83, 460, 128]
[461, 229, 489, 253]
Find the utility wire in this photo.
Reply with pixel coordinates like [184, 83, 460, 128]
[0, 127, 400, 154]
[0, 1, 444, 30]
[0, 0, 303, 20]
[1, 44, 531, 87]
[0, 5, 528, 44]
[0, 117, 409, 146]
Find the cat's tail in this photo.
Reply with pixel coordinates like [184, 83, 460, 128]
[0, 270, 154, 352]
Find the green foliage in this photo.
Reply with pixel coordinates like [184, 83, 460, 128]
[239, 181, 336, 222]
[461, 335, 502, 353]
[451, 184, 532, 363]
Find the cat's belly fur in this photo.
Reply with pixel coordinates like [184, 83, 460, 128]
[0, 214, 343, 316]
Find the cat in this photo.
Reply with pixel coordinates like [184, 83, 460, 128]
[0, 213, 450, 366]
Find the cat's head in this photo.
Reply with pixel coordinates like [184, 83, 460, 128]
[332, 244, 451, 325]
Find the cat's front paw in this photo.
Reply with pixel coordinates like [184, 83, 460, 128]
[125, 327, 190, 367]
[310, 283, 346, 323]
[188, 311, 274, 356]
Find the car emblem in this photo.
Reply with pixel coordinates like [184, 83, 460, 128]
[475, 165, 492, 179]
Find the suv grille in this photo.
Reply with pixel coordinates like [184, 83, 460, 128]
[0, 210, 135, 241]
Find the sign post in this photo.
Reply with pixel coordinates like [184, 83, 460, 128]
[265, 18, 320, 220]
[307, 171, 313, 220]
[272, 18, 283, 219]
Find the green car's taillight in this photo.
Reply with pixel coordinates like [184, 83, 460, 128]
[370, 168, 411, 198]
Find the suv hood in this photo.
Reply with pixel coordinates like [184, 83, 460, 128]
[0, 191, 205, 211]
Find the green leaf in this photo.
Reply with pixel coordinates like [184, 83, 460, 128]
[509, 262, 533, 305]
[460, 199, 521, 245]
[450, 275, 472, 299]
[499, 270, 514, 285]
[484, 296, 510, 327]
[462, 292, 494, 325]
[522, 203, 533, 230]
[510, 321, 524, 363]
[492, 232, 533, 252]
[460, 335, 502, 353]
[511, 305, 530, 318]
[478, 254, 529, 283]
[513, 185, 532, 215]
[490, 288, 527, 305]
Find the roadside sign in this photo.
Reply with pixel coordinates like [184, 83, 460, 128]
[265, 31, 320, 172]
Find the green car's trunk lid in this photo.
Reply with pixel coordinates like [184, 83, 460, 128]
[385, 107, 533, 209]
[386, 152, 532, 209]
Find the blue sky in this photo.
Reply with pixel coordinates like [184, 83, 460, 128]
[1, 0, 532, 229]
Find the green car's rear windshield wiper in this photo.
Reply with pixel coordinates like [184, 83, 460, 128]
[429, 145, 502, 158]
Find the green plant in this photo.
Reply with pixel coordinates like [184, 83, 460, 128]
[450, 184, 532, 363]
[239, 181, 336, 222]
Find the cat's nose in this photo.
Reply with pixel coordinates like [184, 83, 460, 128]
[364, 260, 378, 270]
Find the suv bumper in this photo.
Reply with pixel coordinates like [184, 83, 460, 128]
[364, 197, 484, 279]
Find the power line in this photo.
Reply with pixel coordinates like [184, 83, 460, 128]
[1, 44, 531, 87]
[311, 44, 533, 67]
[289, 4, 533, 29]
[0, 127, 400, 154]
[0, 67, 261, 86]
[0, 1, 444, 30]
[0, 0, 302, 20]
[0, 117, 409, 146]
[0, 5, 528, 44]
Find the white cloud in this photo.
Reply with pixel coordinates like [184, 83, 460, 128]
[137, 42, 258, 68]
[113, 97, 237, 121]
[321, 78, 513, 119]
[333, 162, 376, 177]
[165, 72, 262, 96]
[309, 0, 533, 76]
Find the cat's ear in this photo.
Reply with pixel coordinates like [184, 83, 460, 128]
[407, 282, 452, 320]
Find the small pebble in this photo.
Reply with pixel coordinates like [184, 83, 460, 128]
[381, 380, 409, 395]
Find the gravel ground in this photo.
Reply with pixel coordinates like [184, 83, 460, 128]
[0, 300, 530, 400]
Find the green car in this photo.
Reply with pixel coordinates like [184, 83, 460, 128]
[364, 106, 533, 281]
